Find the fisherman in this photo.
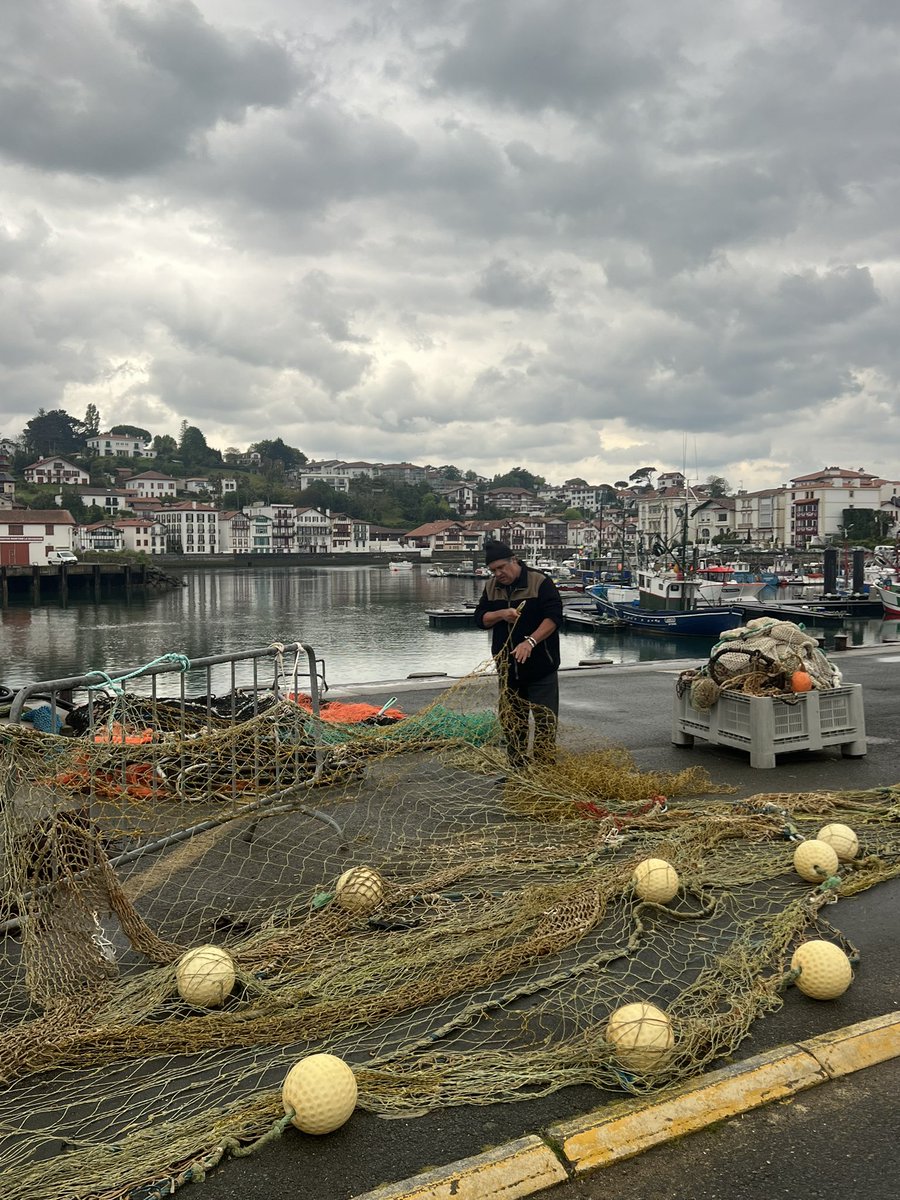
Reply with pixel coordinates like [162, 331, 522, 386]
[474, 540, 563, 772]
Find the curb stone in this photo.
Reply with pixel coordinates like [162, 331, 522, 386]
[351, 1011, 900, 1200]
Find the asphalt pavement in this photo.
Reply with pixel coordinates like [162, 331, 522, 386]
[169, 645, 900, 1200]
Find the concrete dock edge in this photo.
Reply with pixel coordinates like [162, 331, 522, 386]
[350, 1011, 900, 1200]
[350, 1134, 568, 1200]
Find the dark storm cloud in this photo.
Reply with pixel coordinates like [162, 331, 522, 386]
[0, 0, 301, 176]
[195, 101, 419, 212]
[3, 0, 900, 487]
[433, 0, 669, 114]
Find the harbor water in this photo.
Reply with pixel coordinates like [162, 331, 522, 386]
[1, 565, 897, 692]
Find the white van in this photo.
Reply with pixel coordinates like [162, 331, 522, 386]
[48, 549, 78, 564]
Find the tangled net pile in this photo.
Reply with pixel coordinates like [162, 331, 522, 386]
[680, 618, 842, 710]
[2, 654, 899, 1200]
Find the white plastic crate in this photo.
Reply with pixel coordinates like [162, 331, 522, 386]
[672, 683, 866, 769]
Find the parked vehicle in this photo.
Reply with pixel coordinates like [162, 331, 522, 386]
[48, 550, 78, 564]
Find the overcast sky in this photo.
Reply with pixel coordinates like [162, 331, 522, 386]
[2, 0, 899, 489]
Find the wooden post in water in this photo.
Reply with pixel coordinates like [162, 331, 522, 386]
[32, 566, 41, 603]
[92, 563, 101, 601]
[0, 567, 7, 608]
[124, 564, 132, 596]
[59, 564, 68, 604]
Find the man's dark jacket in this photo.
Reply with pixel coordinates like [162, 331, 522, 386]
[473, 562, 563, 683]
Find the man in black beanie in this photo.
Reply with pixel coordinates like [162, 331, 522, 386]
[474, 540, 563, 772]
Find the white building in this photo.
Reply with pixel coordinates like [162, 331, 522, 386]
[789, 466, 898, 548]
[78, 521, 125, 553]
[0, 508, 77, 565]
[154, 502, 219, 554]
[218, 510, 273, 553]
[245, 502, 296, 552]
[124, 470, 178, 500]
[434, 482, 478, 514]
[295, 506, 330, 552]
[329, 512, 370, 552]
[57, 485, 132, 516]
[87, 433, 156, 459]
[115, 518, 167, 555]
[24, 457, 90, 487]
[733, 488, 789, 547]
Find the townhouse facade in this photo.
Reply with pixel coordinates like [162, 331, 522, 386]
[24, 457, 90, 487]
[789, 467, 900, 549]
[86, 433, 156, 459]
[153, 502, 219, 554]
[115, 518, 167, 555]
[59, 485, 132, 516]
[218, 510, 273, 554]
[403, 520, 487, 555]
[124, 471, 178, 501]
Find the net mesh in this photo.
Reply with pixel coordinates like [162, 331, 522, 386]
[2, 654, 899, 1200]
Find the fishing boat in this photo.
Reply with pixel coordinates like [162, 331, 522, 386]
[874, 583, 900, 619]
[606, 604, 744, 637]
[589, 581, 640, 618]
[425, 566, 449, 577]
[388, 560, 414, 572]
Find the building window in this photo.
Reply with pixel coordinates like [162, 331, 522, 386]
[8, 524, 23, 535]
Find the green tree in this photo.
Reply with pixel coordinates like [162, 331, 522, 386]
[418, 493, 452, 522]
[82, 403, 101, 438]
[251, 438, 307, 472]
[153, 434, 178, 457]
[22, 409, 84, 458]
[298, 481, 345, 513]
[840, 509, 890, 544]
[562, 507, 584, 520]
[179, 425, 222, 471]
[110, 424, 151, 442]
[490, 467, 545, 491]
[705, 475, 730, 498]
[629, 466, 657, 490]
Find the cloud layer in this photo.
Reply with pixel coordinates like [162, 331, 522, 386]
[2, 0, 899, 488]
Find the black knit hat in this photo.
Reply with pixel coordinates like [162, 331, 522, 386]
[484, 540, 514, 565]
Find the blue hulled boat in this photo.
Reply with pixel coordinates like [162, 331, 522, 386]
[605, 603, 743, 637]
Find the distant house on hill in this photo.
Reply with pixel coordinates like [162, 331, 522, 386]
[24, 457, 89, 487]
[123, 470, 178, 500]
[87, 432, 156, 459]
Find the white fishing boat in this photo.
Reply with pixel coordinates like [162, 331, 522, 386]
[388, 560, 414, 572]
[874, 583, 900, 619]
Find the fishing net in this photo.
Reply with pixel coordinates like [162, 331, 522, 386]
[2, 647, 899, 1200]
[680, 618, 843, 707]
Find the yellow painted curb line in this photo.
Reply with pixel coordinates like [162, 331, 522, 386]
[351, 1134, 567, 1200]
[800, 1009, 900, 1078]
[350, 1012, 900, 1200]
[547, 1044, 826, 1174]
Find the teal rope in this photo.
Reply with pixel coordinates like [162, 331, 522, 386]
[85, 653, 192, 694]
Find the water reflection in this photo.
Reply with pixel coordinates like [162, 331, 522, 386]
[0, 567, 894, 690]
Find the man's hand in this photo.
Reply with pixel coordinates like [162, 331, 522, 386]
[511, 638, 534, 664]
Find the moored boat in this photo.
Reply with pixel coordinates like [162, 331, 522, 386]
[608, 604, 744, 637]
[388, 560, 414, 571]
[874, 583, 900, 619]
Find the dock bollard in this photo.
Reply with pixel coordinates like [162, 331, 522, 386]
[833, 633, 849, 651]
